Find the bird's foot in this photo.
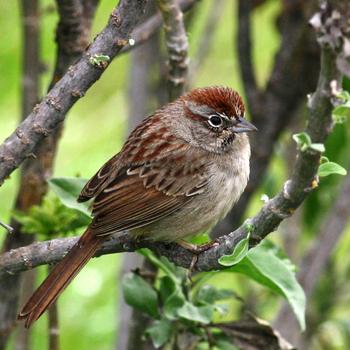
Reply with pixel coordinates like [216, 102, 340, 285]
[177, 239, 220, 279]
[177, 239, 219, 254]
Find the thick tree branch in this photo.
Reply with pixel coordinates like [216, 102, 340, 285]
[157, 0, 189, 100]
[0, 0, 147, 187]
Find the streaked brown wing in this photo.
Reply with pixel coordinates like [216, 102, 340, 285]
[90, 173, 187, 236]
[89, 149, 209, 237]
[78, 153, 120, 202]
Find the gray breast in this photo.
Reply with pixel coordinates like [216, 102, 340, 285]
[130, 142, 250, 242]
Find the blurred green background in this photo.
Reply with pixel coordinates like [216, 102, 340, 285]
[2, 0, 350, 349]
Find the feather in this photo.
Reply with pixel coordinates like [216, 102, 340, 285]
[18, 229, 102, 328]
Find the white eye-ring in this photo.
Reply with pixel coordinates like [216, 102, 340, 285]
[208, 114, 223, 128]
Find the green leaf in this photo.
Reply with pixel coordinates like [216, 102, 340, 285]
[159, 276, 177, 303]
[122, 273, 159, 319]
[159, 277, 186, 319]
[332, 89, 350, 123]
[318, 161, 347, 177]
[146, 318, 172, 348]
[13, 195, 89, 238]
[332, 104, 350, 124]
[196, 285, 234, 305]
[138, 248, 181, 283]
[177, 301, 213, 324]
[218, 233, 250, 266]
[228, 241, 306, 330]
[309, 143, 325, 153]
[164, 291, 186, 319]
[158, 276, 188, 320]
[335, 90, 350, 102]
[292, 132, 311, 151]
[292, 132, 324, 153]
[48, 177, 91, 218]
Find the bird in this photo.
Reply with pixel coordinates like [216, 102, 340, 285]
[18, 86, 256, 328]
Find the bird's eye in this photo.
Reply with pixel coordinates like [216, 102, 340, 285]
[208, 115, 223, 128]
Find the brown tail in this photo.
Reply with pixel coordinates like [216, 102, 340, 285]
[18, 228, 102, 328]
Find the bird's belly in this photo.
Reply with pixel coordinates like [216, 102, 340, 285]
[130, 165, 248, 241]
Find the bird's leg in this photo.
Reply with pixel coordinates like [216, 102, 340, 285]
[177, 239, 220, 279]
[177, 239, 219, 254]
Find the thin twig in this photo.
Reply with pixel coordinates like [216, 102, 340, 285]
[157, 0, 189, 100]
[0, 220, 13, 234]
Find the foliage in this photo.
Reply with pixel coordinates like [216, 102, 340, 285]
[48, 177, 91, 217]
[14, 177, 90, 240]
[218, 232, 251, 266]
[332, 90, 350, 124]
[292, 132, 325, 153]
[121, 241, 305, 348]
[318, 157, 347, 177]
[13, 195, 89, 239]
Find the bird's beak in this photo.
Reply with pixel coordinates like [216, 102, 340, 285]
[231, 117, 257, 133]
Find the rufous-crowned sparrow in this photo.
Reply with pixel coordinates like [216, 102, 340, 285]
[18, 86, 256, 327]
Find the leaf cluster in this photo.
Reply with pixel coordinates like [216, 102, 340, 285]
[13, 177, 90, 239]
[122, 240, 306, 349]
